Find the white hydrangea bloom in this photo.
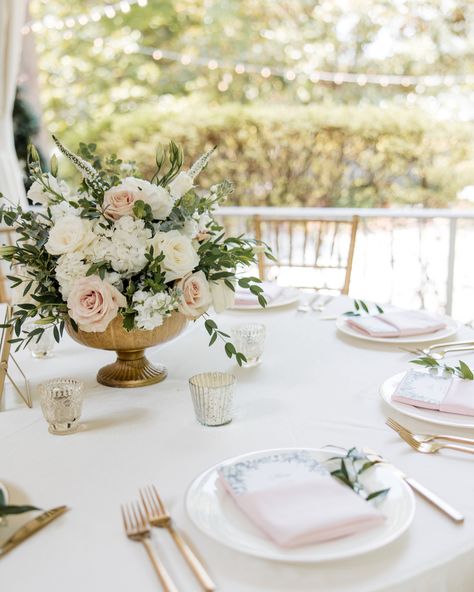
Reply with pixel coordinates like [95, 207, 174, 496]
[109, 216, 151, 277]
[55, 252, 88, 298]
[132, 290, 174, 330]
[50, 201, 80, 221]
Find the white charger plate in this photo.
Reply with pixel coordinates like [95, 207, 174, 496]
[336, 315, 458, 345]
[380, 371, 474, 430]
[185, 447, 414, 563]
[230, 287, 300, 311]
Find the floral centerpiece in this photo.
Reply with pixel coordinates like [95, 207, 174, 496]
[0, 138, 271, 387]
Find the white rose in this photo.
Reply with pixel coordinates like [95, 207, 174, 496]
[150, 230, 200, 282]
[168, 172, 193, 200]
[176, 271, 211, 319]
[210, 279, 235, 313]
[123, 177, 173, 220]
[45, 215, 94, 256]
[27, 175, 70, 206]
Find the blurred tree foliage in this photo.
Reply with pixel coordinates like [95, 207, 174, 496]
[57, 100, 474, 208]
[28, 0, 474, 206]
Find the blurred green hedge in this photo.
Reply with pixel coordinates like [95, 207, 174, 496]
[61, 100, 474, 208]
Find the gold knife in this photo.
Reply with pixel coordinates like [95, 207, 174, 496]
[0, 506, 69, 558]
[363, 449, 464, 523]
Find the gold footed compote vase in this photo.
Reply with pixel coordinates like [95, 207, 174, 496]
[66, 312, 187, 388]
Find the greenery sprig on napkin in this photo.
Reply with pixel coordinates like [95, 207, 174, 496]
[0, 490, 39, 518]
[410, 354, 474, 380]
[343, 299, 384, 317]
[325, 448, 389, 502]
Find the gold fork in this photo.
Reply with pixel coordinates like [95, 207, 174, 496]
[140, 485, 216, 592]
[392, 427, 474, 455]
[121, 501, 179, 592]
[386, 417, 474, 445]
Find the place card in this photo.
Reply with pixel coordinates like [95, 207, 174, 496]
[392, 369, 453, 409]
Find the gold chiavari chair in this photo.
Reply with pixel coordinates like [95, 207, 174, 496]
[0, 227, 17, 303]
[254, 215, 359, 295]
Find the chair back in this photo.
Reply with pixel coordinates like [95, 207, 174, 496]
[254, 215, 359, 294]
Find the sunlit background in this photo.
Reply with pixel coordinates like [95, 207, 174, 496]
[11, 0, 474, 319]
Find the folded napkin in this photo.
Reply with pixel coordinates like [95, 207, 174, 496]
[392, 369, 474, 416]
[218, 451, 384, 548]
[234, 282, 283, 306]
[347, 310, 446, 338]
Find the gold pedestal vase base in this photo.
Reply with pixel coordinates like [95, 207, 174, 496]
[65, 312, 187, 389]
[97, 349, 167, 388]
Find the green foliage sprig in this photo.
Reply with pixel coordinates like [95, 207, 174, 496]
[0, 490, 39, 518]
[343, 299, 384, 317]
[409, 353, 474, 380]
[325, 447, 390, 502]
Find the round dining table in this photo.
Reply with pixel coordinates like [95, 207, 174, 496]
[1, 296, 473, 592]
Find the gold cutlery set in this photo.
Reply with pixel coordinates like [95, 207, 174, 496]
[0, 505, 69, 558]
[385, 416, 474, 522]
[122, 484, 215, 592]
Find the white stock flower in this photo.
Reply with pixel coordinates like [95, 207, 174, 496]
[27, 174, 70, 206]
[55, 252, 88, 298]
[210, 279, 235, 313]
[132, 290, 174, 330]
[150, 229, 199, 282]
[128, 177, 174, 219]
[109, 216, 151, 276]
[45, 215, 95, 256]
[168, 172, 193, 200]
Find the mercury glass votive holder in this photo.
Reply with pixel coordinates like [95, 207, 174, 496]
[25, 322, 55, 359]
[230, 323, 266, 367]
[188, 372, 236, 426]
[39, 378, 84, 435]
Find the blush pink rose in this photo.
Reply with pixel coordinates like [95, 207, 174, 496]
[102, 186, 137, 220]
[67, 276, 127, 332]
[176, 271, 212, 319]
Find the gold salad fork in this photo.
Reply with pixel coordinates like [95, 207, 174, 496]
[386, 417, 474, 445]
[121, 501, 179, 592]
[390, 425, 474, 456]
[140, 485, 216, 592]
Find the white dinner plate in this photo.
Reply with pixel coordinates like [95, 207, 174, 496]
[185, 447, 414, 563]
[336, 315, 458, 345]
[380, 371, 474, 430]
[230, 287, 300, 311]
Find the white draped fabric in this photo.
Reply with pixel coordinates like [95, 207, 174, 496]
[0, 0, 28, 206]
[1, 296, 474, 591]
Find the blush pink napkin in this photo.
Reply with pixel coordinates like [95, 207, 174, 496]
[218, 458, 384, 548]
[234, 282, 283, 305]
[393, 371, 474, 416]
[347, 310, 446, 338]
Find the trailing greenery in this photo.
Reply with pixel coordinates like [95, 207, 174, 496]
[343, 299, 384, 317]
[325, 447, 390, 502]
[410, 354, 474, 380]
[0, 490, 39, 518]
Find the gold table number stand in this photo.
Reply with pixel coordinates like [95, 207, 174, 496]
[0, 306, 31, 409]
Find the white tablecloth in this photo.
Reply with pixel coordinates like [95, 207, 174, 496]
[1, 296, 474, 592]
